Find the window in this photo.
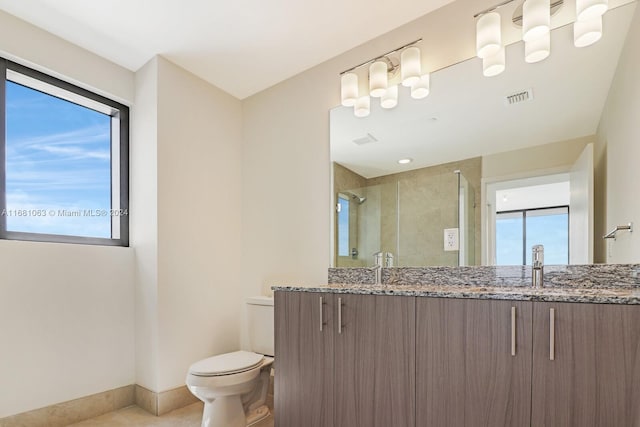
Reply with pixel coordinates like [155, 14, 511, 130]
[337, 194, 350, 257]
[0, 60, 129, 246]
[496, 206, 569, 265]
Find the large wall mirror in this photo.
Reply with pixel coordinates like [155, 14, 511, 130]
[330, 1, 638, 268]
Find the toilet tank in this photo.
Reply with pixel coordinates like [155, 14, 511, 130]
[246, 296, 274, 356]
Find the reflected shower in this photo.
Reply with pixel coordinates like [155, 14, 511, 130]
[343, 191, 367, 204]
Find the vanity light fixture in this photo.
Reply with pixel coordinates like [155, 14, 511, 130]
[398, 158, 413, 164]
[576, 0, 608, 21]
[476, 12, 502, 59]
[525, 32, 550, 63]
[354, 96, 371, 118]
[339, 39, 426, 117]
[574, 16, 603, 47]
[369, 60, 388, 98]
[483, 47, 506, 77]
[401, 47, 422, 86]
[340, 73, 358, 107]
[411, 74, 431, 99]
[381, 85, 399, 109]
[522, 0, 551, 42]
[474, 0, 607, 77]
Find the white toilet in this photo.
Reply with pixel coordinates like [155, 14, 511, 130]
[186, 296, 274, 427]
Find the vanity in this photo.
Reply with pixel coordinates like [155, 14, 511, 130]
[272, 266, 640, 427]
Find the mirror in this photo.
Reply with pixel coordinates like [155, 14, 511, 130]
[330, 2, 638, 268]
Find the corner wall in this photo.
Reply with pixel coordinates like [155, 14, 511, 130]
[597, 4, 640, 263]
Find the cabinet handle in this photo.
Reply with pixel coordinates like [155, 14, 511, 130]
[549, 308, 555, 361]
[338, 297, 343, 334]
[511, 306, 516, 356]
[319, 297, 324, 332]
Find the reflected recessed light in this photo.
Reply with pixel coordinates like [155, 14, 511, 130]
[398, 158, 413, 164]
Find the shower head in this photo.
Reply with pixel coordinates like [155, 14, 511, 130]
[342, 191, 366, 204]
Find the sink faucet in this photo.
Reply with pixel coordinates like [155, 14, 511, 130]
[532, 245, 544, 288]
[373, 252, 384, 284]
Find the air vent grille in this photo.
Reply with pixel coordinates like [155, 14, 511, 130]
[352, 133, 378, 145]
[505, 89, 534, 105]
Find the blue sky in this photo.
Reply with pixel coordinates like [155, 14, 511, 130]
[5, 81, 112, 238]
[496, 210, 569, 265]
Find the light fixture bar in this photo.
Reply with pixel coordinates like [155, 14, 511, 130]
[474, 0, 517, 19]
[339, 38, 422, 75]
[474, 0, 563, 20]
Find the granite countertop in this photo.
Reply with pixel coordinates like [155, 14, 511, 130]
[271, 282, 640, 304]
[271, 265, 640, 305]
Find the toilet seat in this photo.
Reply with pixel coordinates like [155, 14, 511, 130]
[189, 350, 265, 377]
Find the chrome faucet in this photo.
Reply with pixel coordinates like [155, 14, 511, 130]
[373, 252, 384, 284]
[532, 245, 544, 288]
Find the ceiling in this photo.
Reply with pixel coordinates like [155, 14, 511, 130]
[0, 0, 454, 99]
[330, 3, 635, 178]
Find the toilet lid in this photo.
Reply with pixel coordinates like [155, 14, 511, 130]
[189, 351, 265, 376]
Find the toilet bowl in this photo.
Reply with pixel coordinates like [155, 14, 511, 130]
[186, 296, 274, 427]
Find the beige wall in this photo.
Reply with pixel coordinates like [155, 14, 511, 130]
[0, 11, 136, 419]
[482, 136, 594, 180]
[597, 4, 640, 263]
[155, 57, 244, 392]
[131, 57, 159, 392]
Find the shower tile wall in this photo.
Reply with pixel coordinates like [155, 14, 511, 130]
[334, 157, 482, 267]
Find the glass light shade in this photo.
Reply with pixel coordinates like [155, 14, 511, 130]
[476, 12, 502, 59]
[369, 61, 388, 98]
[401, 47, 421, 87]
[340, 73, 358, 107]
[525, 33, 550, 63]
[354, 96, 371, 118]
[576, 0, 608, 21]
[381, 85, 398, 109]
[411, 74, 430, 99]
[523, 0, 550, 42]
[483, 47, 505, 77]
[574, 16, 603, 47]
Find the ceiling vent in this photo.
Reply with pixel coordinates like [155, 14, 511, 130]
[504, 89, 534, 106]
[352, 133, 378, 145]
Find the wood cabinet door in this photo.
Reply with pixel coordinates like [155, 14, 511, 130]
[274, 291, 334, 427]
[334, 294, 416, 427]
[531, 302, 640, 427]
[416, 298, 533, 427]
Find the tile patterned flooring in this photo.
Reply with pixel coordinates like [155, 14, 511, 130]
[68, 402, 274, 427]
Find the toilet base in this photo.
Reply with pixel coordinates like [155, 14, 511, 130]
[202, 395, 245, 427]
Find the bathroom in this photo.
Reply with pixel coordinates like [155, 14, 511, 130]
[0, 0, 639, 426]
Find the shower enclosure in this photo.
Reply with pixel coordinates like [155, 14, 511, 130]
[335, 170, 475, 267]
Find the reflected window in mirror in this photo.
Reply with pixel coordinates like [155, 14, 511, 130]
[496, 206, 569, 265]
[337, 194, 350, 257]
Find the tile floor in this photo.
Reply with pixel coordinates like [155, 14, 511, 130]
[68, 402, 274, 427]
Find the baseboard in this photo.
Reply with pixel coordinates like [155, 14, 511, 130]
[0, 385, 135, 427]
[0, 374, 274, 426]
[134, 384, 199, 416]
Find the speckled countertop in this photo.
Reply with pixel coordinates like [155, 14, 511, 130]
[271, 265, 640, 305]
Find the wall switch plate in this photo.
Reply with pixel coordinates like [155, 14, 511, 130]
[444, 228, 459, 251]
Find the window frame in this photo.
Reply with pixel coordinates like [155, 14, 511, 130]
[0, 59, 129, 247]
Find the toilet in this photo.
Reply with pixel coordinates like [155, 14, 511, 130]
[186, 296, 274, 427]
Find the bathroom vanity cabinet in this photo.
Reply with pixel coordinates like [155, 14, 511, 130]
[275, 290, 640, 427]
[274, 291, 415, 427]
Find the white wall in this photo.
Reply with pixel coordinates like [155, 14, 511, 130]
[131, 57, 160, 391]
[597, 4, 640, 263]
[0, 11, 136, 419]
[155, 57, 244, 391]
